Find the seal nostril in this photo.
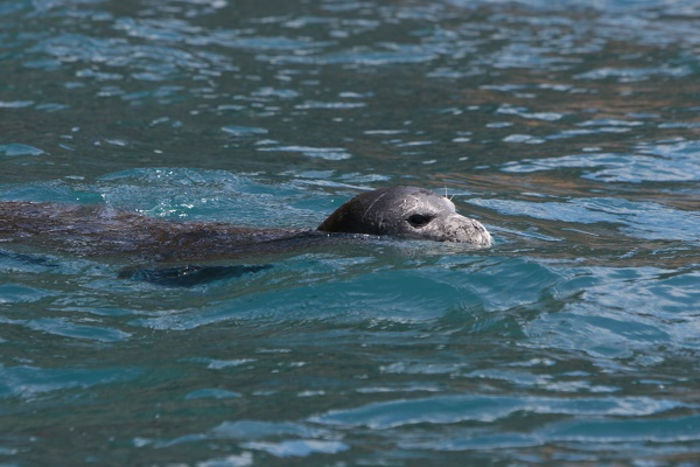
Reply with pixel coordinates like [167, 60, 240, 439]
[407, 214, 432, 228]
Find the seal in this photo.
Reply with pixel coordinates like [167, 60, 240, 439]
[0, 186, 491, 262]
[319, 186, 491, 245]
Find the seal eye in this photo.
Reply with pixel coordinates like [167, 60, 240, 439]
[407, 214, 432, 228]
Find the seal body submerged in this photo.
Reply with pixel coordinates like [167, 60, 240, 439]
[0, 186, 491, 261]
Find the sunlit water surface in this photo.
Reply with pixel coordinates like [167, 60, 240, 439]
[1, 0, 700, 465]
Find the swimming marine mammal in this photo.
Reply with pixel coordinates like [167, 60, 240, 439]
[0, 186, 491, 263]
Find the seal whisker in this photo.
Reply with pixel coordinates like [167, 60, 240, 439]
[442, 186, 455, 201]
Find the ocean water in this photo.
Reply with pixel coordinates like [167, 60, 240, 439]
[1, 0, 700, 465]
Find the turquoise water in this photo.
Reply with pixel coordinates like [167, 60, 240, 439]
[2, 0, 700, 464]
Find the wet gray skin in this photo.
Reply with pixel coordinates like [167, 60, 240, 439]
[318, 186, 492, 247]
[0, 186, 491, 264]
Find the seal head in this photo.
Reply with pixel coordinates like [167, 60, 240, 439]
[317, 186, 491, 246]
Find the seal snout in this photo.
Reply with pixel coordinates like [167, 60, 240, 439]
[441, 213, 492, 246]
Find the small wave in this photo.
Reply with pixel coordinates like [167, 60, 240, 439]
[0, 364, 138, 399]
[310, 394, 685, 429]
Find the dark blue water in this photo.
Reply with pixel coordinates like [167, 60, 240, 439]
[2, 0, 700, 464]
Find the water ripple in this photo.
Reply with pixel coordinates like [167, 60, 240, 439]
[0, 364, 138, 399]
[310, 394, 685, 429]
[473, 197, 699, 241]
[503, 140, 700, 182]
